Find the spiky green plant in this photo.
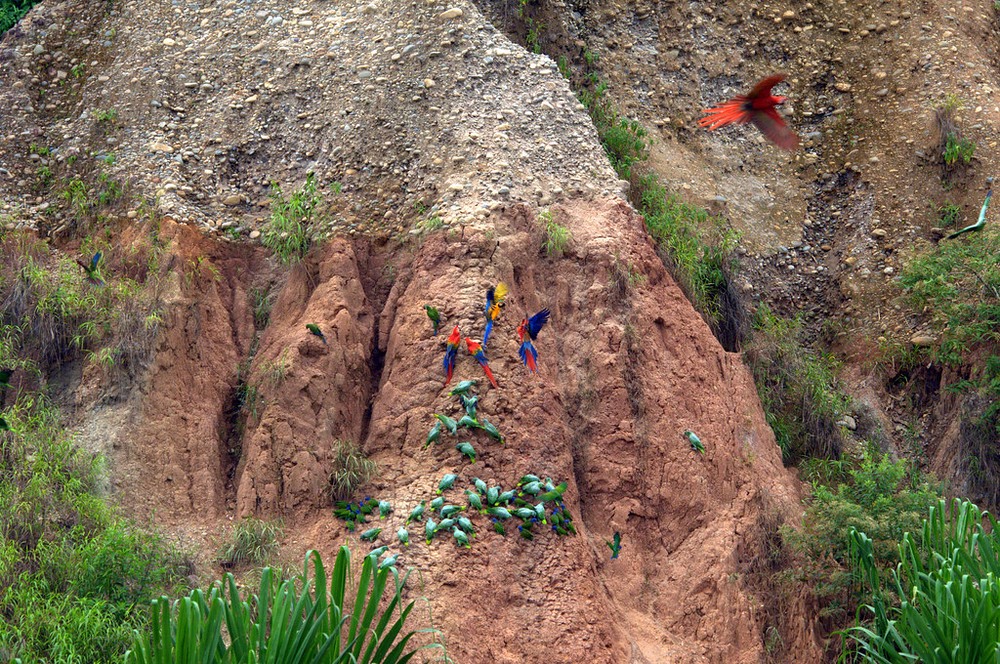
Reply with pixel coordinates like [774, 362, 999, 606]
[218, 516, 283, 568]
[126, 548, 426, 664]
[329, 440, 377, 502]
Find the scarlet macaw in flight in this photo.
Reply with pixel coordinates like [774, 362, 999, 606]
[517, 309, 550, 373]
[483, 283, 508, 348]
[465, 337, 498, 388]
[698, 74, 800, 151]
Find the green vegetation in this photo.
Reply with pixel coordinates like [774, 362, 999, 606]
[845, 498, 998, 662]
[218, 516, 283, 568]
[0, 0, 40, 33]
[578, 80, 650, 181]
[943, 133, 976, 166]
[0, 398, 187, 663]
[127, 548, 426, 664]
[95, 108, 118, 124]
[936, 95, 976, 177]
[262, 172, 324, 264]
[936, 202, 961, 228]
[329, 439, 378, 502]
[539, 208, 570, 257]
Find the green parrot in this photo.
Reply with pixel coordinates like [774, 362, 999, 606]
[397, 527, 410, 547]
[514, 507, 536, 520]
[518, 524, 534, 540]
[434, 413, 458, 434]
[407, 501, 425, 524]
[457, 414, 479, 430]
[378, 500, 392, 519]
[607, 532, 622, 559]
[425, 518, 438, 544]
[519, 481, 541, 497]
[359, 527, 382, 542]
[479, 419, 503, 442]
[378, 554, 398, 570]
[492, 520, 506, 535]
[76, 251, 105, 286]
[368, 545, 388, 559]
[437, 473, 458, 494]
[486, 486, 499, 506]
[519, 474, 541, 485]
[305, 323, 327, 344]
[423, 304, 441, 336]
[472, 477, 488, 495]
[439, 504, 464, 519]
[449, 379, 478, 396]
[452, 527, 471, 549]
[459, 393, 478, 417]
[537, 482, 567, 503]
[498, 489, 516, 505]
[466, 490, 484, 513]
[437, 518, 455, 531]
[457, 516, 475, 534]
[487, 506, 511, 520]
[430, 496, 445, 512]
[684, 430, 705, 454]
[533, 503, 547, 524]
[456, 441, 477, 463]
[426, 421, 442, 448]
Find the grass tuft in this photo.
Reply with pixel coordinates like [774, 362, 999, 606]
[218, 516, 283, 568]
[328, 439, 377, 502]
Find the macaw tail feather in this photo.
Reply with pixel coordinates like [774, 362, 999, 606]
[483, 320, 493, 348]
[518, 341, 538, 373]
[698, 97, 751, 130]
[481, 362, 499, 388]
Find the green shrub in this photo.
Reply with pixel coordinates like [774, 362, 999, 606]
[262, 172, 323, 264]
[0, 0, 39, 34]
[845, 498, 1000, 662]
[936, 202, 961, 228]
[127, 548, 428, 664]
[540, 209, 570, 257]
[943, 133, 976, 166]
[218, 516, 283, 568]
[578, 81, 649, 180]
[744, 305, 850, 463]
[329, 439, 377, 502]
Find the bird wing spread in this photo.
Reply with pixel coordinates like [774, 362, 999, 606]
[750, 107, 800, 151]
[747, 74, 786, 100]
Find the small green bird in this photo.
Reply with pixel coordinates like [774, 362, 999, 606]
[457, 414, 479, 430]
[466, 490, 484, 512]
[472, 477, 488, 495]
[368, 545, 388, 559]
[486, 486, 499, 506]
[437, 518, 455, 531]
[487, 506, 511, 520]
[498, 489, 516, 505]
[459, 393, 478, 417]
[533, 503, 547, 524]
[453, 527, 471, 549]
[434, 413, 458, 434]
[407, 501, 425, 523]
[607, 531, 622, 559]
[76, 251, 105, 286]
[515, 507, 536, 520]
[457, 516, 475, 535]
[456, 441, 477, 463]
[440, 504, 464, 519]
[518, 524, 534, 540]
[538, 482, 568, 503]
[684, 430, 705, 454]
[305, 323, 327, 344]
[424, 304, 441, 336]
[947, 187, 992, 239]
[426, 421, 442, 448]
[359, 527, 382, 542]
[519, 474, 541, 486]
[449, 380, 478, 396]
[430, 496, 445, 512]
[397, 527, 410, 547]
[425, 518, 438, 544]
[378, 500, 392, 519]
[479, 419, 503, 443]
[437, 473, 458, 494]
[519, 481, 541, 496]
[378, 554, 398, 570]
[493, 520, 506, 535]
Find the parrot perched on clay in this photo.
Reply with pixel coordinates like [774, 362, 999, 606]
[482, 283, 508, 348]
[437, 518, 455, 532]
[429, 496, 445, 512]
[517, 309, 550, 373]
[424, 304, 441, 336]
[478, 418, 503, 443]
[472, 477, 488, 495]
[437, 474, 458, 494]
[458, 414, 479, 430]
[459, 393, 478, 417]
[440, 504, 464, 519]
[456, 441, 477, 463]
[465, 338, 498, 388]
[397, 527, 410, 547]
[434, 413, 458, 435]
[378, 554, 398, 570]
[407, 501, 425, 524]
[538, 482, 568, 503]
[359, 527, 381, 543]
[425, 518, 438, 544]
[452, 527, 471, 549]
[466, 490, 485, 513]
[367, 545, 388, 559]
[607, 532, 622, 559]
[378, 500, 392, 519]
[698, 74, 800, 151]
[684, 430, 706, 454]
[457, 516, 476, 535]
[426, 421, 442, 448]
[487, 506, 511, 520]
[442, 326, 461, 386]
[77, 251, 105, 286]
[305, 323, 327, 345]
[449, 379, 478, 396]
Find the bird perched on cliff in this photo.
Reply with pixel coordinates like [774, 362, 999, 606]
[517, 309, 550, 373]
[423, 304, 441, 336]
[378, 500, 392, 519]
[449, 379, 478, 396]
[305, 323, 327, 345]
[378, 554, 398, 571]
[359, 527, 382, 543]
[465, 337, 499, 388]
[607, 532, 622, 559]
[407, 501, 425, 524]
[466, 490, 485, 513]
[76, 251, 105, 286]
[426, 420, 442, 448]
[538, 482, 568, 503]
[684, 430, 706, 454]
[425, 518, 438, 544]
[434, 413, 458, 435]
[947, 185, 992, 239]
[437, 473, 458, 494]
[698, 74, 800, 151]
[443, 325, 460, 386]
[456, 441, 477, 463]
[397, 526, 410, 547]
[483, 283, 508, 348]
[453, 526, 471, 549]
[478, 418, 503, 443]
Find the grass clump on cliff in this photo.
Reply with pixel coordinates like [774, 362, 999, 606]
[0, 398, 188, 663]
[263, 172, 325, 264]
[218, 516, 283, 568]
[329, 439, 378, 502]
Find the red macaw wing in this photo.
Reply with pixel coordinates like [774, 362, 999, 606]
[750, 107, 799, 151]
[747, 74, 786, 101]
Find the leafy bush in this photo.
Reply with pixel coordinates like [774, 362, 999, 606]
[0, 398, 186, 663]
[329, 439, 377, 502]
[540, 209, 570, 257]
[744, 304, 850, 463]
[218, 516, 283, 568]
[845, 498, 1000, 662]
[784, 449, 940, 630]
[943, 133, 976, 166]
[578, 81, 649, 180]
[127, 548, 427, 664]
[262, 172, 323, 264]
[0, 0, 39, 34]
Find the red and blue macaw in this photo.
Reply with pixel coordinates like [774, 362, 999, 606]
[517, 309, 550, 373]
[443, 325, 460, 385]
[483, 282, 508, 348]
[465, 337, 498, 388]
